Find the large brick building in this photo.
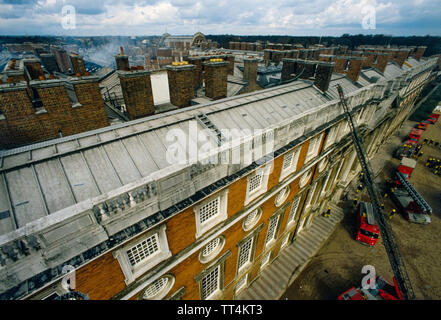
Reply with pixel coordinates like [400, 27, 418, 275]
[0, 47, 436, 300]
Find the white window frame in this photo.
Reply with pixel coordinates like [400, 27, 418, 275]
[305, 133, 323, 163]
[265, 214, 281, 249]
[114, 224, 172, 285]
[299, 169, 313, 188]
[201, 265, 221, 300]
[242, 207, 262, 232]
[194, 189, 229, 238]
[199, 236, 226, 264]
[287, 196, 301, 228]
[237, 236, 254, 274]
[279, 148, 300, 181]
[235, 274, 249, 295]
[141, 274, 175, 300]
[261, 252, 271, 269]
[324, 124, 339, 149]
[304, 182, 318, 212]
[244, 163, 273, 205]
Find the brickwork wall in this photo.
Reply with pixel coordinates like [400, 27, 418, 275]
[167, 65, 195, 108]
[0, 79, 109, 149]
[346, 59, 364, 82]
[24, 61, 44, 80]
[70, 55, 87, 76]
[203, 62, 228, 100]
[119, 71, 155, 120]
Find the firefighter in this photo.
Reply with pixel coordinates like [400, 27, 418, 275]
[389, 209, 397, 220]
[418, 151, 423, 158]
[435, 141, 439, 147]
[423, 138, 428, 145]
[353, 198, 358, 210]
[323, 207, 331, 218]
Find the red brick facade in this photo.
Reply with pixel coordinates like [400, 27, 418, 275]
[0, 77, 109, 149]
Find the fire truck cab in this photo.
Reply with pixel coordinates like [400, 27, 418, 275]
[356, 202, 380, 247]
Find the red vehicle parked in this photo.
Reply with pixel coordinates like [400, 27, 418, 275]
[417, 120, 430, 130]
[397, 157, 417, 180]
[338, 276, 402, 300]
[428, 113, 439, 124]
[356, 202, 380, 247]
[408, 128, 423, 141]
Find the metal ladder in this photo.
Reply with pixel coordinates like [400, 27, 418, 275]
[195, 112, 226, 146]
[396, 171, 432, 215]
[337, 84, 415, 300]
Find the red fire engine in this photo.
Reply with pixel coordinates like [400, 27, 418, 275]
[356, 202, 380, 247]
[338, 276, 402, 300]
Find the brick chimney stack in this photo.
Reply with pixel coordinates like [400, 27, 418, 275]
[188, 56, 203, 89]
[166, 62, 196, 108]
[23, 58, 45, 80]
[345, 57, 366, 82]
[413, 46, 427, 61]
[203, 59, 228, 100]
[314, 61, 335, 93]
[297, 60, 317, 80]
[115, 46, 130, 71]
[243, 57, 259, 93]
[118, 70, 155, 120]
[281, 58, 299, 82]
[374, 52, 392, 73]
[69, 53, 87, 76]
[393, 49, 411, 67]
[225, 54, 235, 75]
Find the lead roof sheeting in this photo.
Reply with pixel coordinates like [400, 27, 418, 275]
[0, 59, 421, 235]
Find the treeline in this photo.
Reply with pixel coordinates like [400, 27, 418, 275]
[207, 34, 441, 56]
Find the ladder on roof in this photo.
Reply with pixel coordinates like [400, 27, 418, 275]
[195, 112, 226, 146]
[396, 171, 432, 215]
[337, 84, 415, 300]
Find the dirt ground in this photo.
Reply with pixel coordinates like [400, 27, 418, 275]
[280, 117, 441, 300]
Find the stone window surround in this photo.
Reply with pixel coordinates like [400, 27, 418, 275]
[244, 162, 273, 206]
[236, 223, 264, 276]
[194, 188, 229, 239]
[140, 274, 175, 300]
[279, 147, 301, 182]
[264, 202, 289, 250]
[113, 224, 172, 285]
[198, 235, 226, 264]
[194, 250, 231, 300]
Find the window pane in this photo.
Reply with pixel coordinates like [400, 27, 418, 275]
[199, 197, 220, 224]
[126, 234, 160, 267]
[201, 266, 220, 300]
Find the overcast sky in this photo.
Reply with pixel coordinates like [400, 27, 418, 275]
[0, 0, 440, 36]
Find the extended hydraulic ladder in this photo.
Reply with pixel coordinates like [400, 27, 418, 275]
[396, 171, 432, 215]
[337, 84, 415, 300]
